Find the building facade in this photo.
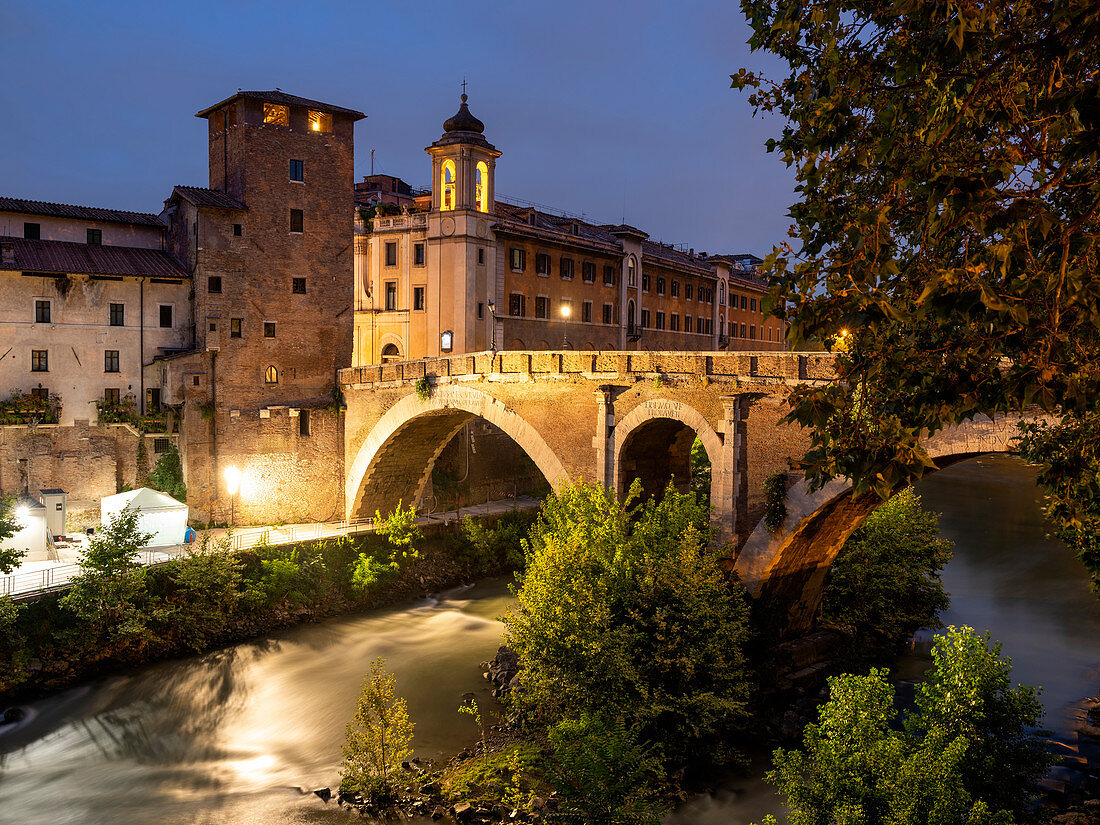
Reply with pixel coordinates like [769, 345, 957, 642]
[352, 95, 784, 366]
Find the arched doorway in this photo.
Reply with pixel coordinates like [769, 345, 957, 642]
[381, 343, 402, 364]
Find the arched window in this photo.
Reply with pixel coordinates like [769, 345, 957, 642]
[720, 314, 725, 336]
[627, 257, 637, 287]
[265, 365, 278, 384]
[380, 343, 401, 364]
[627, 299, 636, 335]
[719, 282, 726, 305]
[440, 159, 456, 211]
[475, 161, 489, 212]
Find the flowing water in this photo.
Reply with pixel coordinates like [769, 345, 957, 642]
[1, 454, 1098, 825]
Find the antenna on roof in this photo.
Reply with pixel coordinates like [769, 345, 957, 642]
[622, 184, 627, 224]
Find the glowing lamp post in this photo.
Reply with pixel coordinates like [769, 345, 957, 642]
[487, 298, 496, 352]
[560, 303, 571, 349]
[224, 466, 241, 527]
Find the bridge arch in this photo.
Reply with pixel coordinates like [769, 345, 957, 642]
[345, 385, 569, 520]
[733, 413, 1051, 633]
[612, 399, 728, 532]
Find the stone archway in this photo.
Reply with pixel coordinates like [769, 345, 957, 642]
[612, 399, 731, 539]
[733, 413, 1053, 633]
[345, 384, 569, 520]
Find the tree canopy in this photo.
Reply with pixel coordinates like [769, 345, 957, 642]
[733, 1, 1100, 579]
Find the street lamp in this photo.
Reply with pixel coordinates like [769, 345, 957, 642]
[224, 466, 241, 527]
[560, 303, 571, 349]
[487, 298, 496, 352]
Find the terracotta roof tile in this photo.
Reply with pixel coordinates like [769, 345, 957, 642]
[0, 197, 164, 227]
[0, 236, 188, 279]
[170, 186, 247, 210]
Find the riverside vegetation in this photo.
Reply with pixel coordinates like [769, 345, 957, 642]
[0, 496, 535, 702]
[334, 479, 1040, 825]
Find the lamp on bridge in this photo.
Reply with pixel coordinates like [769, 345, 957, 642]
[487, 298, 496, 353]
[224, 466, 241, 527]
[560, 303, 571, 349]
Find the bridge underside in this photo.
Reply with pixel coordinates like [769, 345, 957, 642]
[618, 418, 697, 501]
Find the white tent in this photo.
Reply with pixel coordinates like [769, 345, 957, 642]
[100, 488, 189, 548]
[2, 498, 48, 561]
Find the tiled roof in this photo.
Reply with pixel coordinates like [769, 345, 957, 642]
[170, 186, 247, 210]
[195, 90, 366, 120]
[0, 236, 188, 279]
[0, 197, 164, 227]
[642, 240, 713, 274]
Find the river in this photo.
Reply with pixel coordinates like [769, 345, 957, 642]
[0, 454, 1097, 825]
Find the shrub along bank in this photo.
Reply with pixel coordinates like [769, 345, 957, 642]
[0, 507, 537, 704]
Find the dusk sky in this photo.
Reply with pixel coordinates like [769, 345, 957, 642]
[1, 0, 794, 256]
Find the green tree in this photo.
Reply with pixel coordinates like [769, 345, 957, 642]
[764, 627, 1046, 825]
[821, 488, 953, 653]
[341, 658, 415, 799]
[505, 481, 753, 768]
[79, 508, 152, 577]
[689, 436, 712, 506]
[0, 496, 27, 574]
[160, 535, 246, 649]
[732, 2, 1100, 580]
[146, 443, 186, 502]
[375, 499, 423, 568]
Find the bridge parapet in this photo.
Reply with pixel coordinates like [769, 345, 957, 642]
[339, 350, 838, 388]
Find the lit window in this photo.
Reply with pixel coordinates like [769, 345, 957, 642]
[413, 286, 425, 311]
[510, 248, 526, 271]
[35, 300, 50, 324]
[231, 318, 242, 338]
[628, 258, 636, 287]
[292, 278, 306, 294]
[440, 330, 453, 352]
[308, 110, 332, 133]
[475, 161, 489, 212]
[290, 159, 304, 181]
[110, 303, 124, 326]
[265, 365, 278, 383]
[290, 209, 304, 233]
[440, 159, 456, 211]
[719, 283, 726, 305]
[87, 228, 102, 245]
[105, 350, 120, 373]
[264, 322, 276, 338]
[510, 293, 526, 317]
[31, 350, 48, 372]
[263, 103, 288, 125]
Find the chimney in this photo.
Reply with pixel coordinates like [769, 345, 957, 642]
[689, 247, 695, 257]
[1, 241, 15, 265]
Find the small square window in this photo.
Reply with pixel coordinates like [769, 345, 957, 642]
[154, 437, 170, 454]
[290, 209, 304, 233]
[110, 303, 124, 326]
[24, 222, 40, 240]
[35, 300, 50, 324]
[385, 241, 397, 267]
[230, 318, 242, 338]
[290, 159, 304, 181]
[192, 375, 201, 386]
[414, 243, 425, 266]
[208, 276, 222, 293]
[31, 350, 48, 372]
[87, 228, 102, 245]
[233, 223, 243, 236]
[159, 305, 173, 328]
[264, 322, 276, 338]
[104, 388, 120, 406]
[105, 350, 120, 373]
[209, 322, 217, 332]
[413, 286, 425, 311]
[308, 110, 332, 133]
[263, 103, 289, 125]
[292, 278, 307, 294]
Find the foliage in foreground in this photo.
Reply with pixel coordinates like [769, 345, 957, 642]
[146, 443, 186, 502]
[765, 627, 1049, 825]
[341, 658, 415, 799]
[732, 1, 1100, 584]
[504, 481, 753, 769]
[821, 488, 953, 653]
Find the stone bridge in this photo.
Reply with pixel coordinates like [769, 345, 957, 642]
[338, 350, 1047, 631]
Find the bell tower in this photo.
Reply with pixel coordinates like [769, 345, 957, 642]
[425, 92, 501, 354]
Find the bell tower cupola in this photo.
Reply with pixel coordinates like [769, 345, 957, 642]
[427, 92, 500, 213]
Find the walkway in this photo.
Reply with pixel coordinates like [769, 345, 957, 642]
[1, 496, 539, 600]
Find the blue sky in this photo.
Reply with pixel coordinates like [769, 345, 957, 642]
[0, 0, 794, 255]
